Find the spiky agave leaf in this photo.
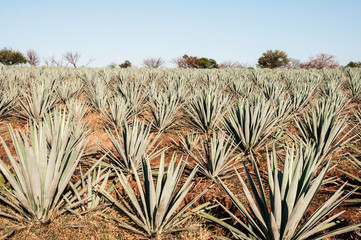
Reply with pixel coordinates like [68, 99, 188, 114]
[56, 79, 83, 103]
[0, 89, 16, 120]
[0, 112, 89, 223]
[148, 92, 183, 133]
[346, 69, 361, 101]
[272, 97, 293, 123]
[66, 99, 89, 121]
[319, 77, 343, 98]
[86, 77, 111, 112]
[186, 88, 229, 135]
[188, 132, 240, 179]
[338, 150, 361, 202]
[295, 96, 350, 158]
[163, 77, 190, 103]
[289, 83, 315, 112]
[224, 96, 277, 153]
[43, 107, 90, 150]
[228, 80, 254, 98]
[101, 97, 132, 128]
[261, 81, 287, 101]
[101, 119, 162, 174]
[64, 157, 114, 213]
[339, 110, 361, 201]
[174, 131, 201, 153]
[18, 83, 58, 121]
[200, 144, 360, 240]
[100, 153, 211, 238]
[116, 81, 147, 116]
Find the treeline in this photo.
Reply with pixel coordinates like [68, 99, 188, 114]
[0, 47, 360, 69]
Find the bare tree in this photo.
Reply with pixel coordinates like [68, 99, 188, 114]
[26, 49, 40, 66]
[286, 58, 302, 69]
[44, 55, 64, 67]
[107, 62, 118, 69]
[82, 57, 95, 67]
[302, 53, 340, 69]
[219, 60, 245, 69]
[63, 51, 81, 68]
[43, 58, 50, 66]
[143, 57, 165, 68]
[173, 55, 199, 68]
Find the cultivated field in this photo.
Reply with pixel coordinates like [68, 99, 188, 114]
[0, 66, 360, 239]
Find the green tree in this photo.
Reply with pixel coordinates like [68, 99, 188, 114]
[0, 48, 28, 65]
[198, 57, 219, 69]
[258, 49, 290, 68]
[119, 60, 132, 68]
[346, 61, 361, 68]
[174, 55, 218, 69]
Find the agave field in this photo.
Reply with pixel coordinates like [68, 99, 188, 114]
[0, 66, 361, 239]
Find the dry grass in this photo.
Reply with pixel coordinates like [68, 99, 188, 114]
[0, 207, 226, 240]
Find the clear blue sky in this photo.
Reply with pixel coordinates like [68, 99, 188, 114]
[1, 0, 360, 67]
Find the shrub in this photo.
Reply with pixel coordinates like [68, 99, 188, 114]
[119, 60, 132, 68]
[346, 61, 361, 68]
[0, 48, 27, 65]
[174, 54, 219, 69]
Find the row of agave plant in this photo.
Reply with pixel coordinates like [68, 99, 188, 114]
[0, 66, 361, 239]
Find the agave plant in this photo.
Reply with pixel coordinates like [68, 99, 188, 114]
[64, 160, 114, 213]
[289, 83, 314, 112]
[86, 78, 111, 112]
[18, 83, 58, 121]
[296, 96, 349, 158]
[188, 133, 240, 179]
[187, 89, 229, 135]
[0, 90, 16, 120]
[0, 112, 89, 223]
[337, 107, 361, 202]
[261, 82, 287, 101]
[346, 69, 361, 101]
[224, 96, 277, 153]
[43, 107, 90, 152]
[56, 79, 83, 103]
[148, 92, 182, 132]
[338, 148, 361, 202]
[319, 78, 343, 98]
[101, 119, 161, 174]
[201, 144, 360, 240]
[272, 97, 293, 123]
[116, 81, 147, 116]
[101, 97, 132, 128]
[100, 153, 210, 238]
[228, 80, 254, 98]
[175, 131, 201, 153]
[163, 77, 190, 103]
[66, 99, 89, 121]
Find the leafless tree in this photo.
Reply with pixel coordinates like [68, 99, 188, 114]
[286, 58, 302, 69]
[43, 58, 50, 66]
[82, 57, 95, 67]
[219, 60, 245, 69]
[302, 53, 340, 69]
[63, 51, 81, 68]
[143, 57, 165, 68]
[107, 62, 118, 69]
[172, 55, 199, 68]
[63, 51, 95, 68]
[44, 55, 64, 67]
[26, 49, 40, 66]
